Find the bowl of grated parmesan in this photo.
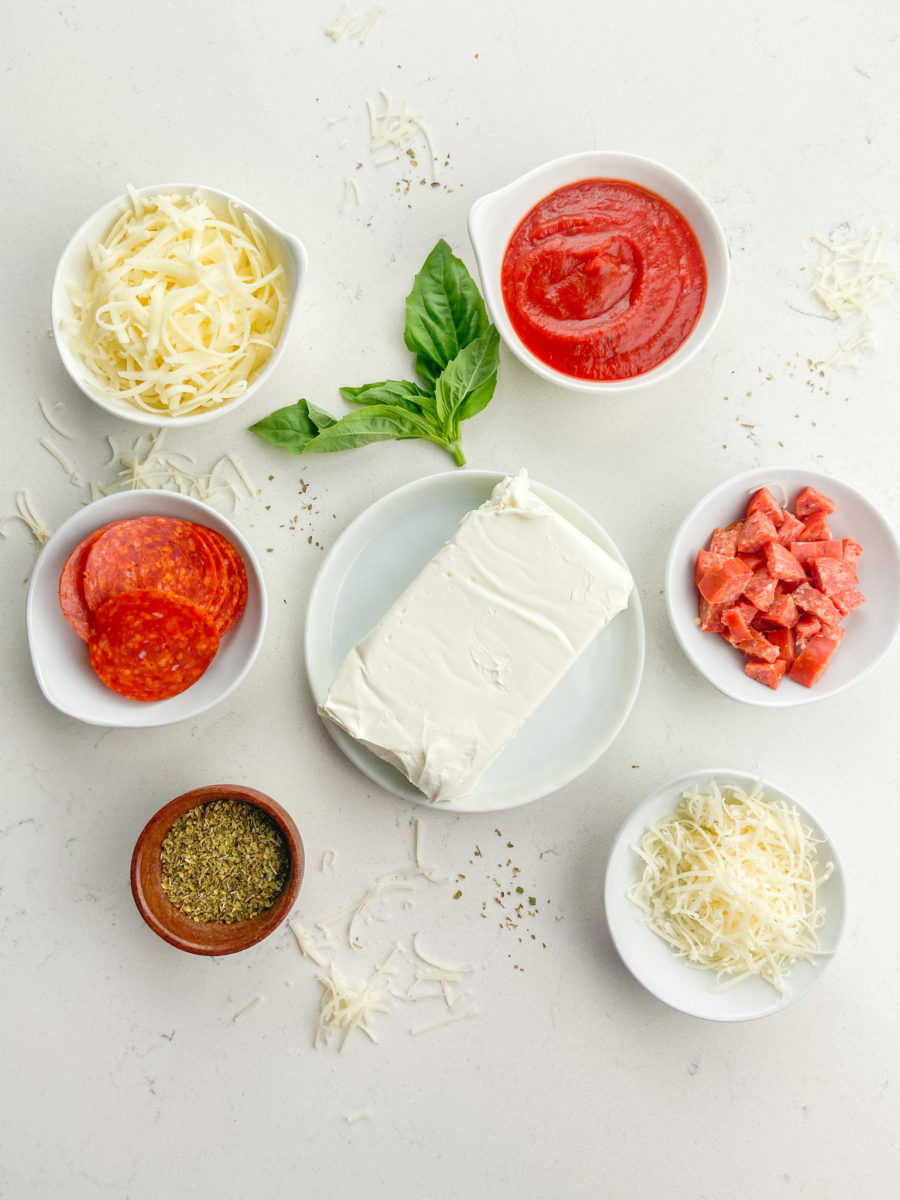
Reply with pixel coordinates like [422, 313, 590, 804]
[604, 769, 846, 1021]
[51, 184, 307, 426]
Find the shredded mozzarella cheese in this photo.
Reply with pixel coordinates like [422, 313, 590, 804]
[628, 780, 832, 995]
[64, 189, 287, 417]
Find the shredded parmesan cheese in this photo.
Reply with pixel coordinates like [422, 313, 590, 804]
[629, 780, 832, 995]
[63, 188, 287, 417]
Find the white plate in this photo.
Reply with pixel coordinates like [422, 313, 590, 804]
[26, 490, 267, 727]
[665, 465, 900, 706]
[605, 768, 846, 1021]
[304, 470, 644, 813]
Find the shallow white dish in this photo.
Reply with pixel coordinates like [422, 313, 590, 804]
[665, 465, 900, 706]
[51, 183, 307, 427]
[305, 470, 644, 813]
[26, 490, 267, 727]
[467, 150, 729, 394]
[605, 768, 846, 1021]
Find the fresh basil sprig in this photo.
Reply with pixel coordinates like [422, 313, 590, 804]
[248, 240, 499, 467]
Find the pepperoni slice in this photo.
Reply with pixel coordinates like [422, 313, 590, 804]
[83, 517, 220, 617]
[58, 524, 113, 640]
[88, 589, 220, 701]
[193, 525, 249, 636]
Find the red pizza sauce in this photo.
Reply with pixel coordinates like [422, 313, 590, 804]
[501, 178, 707, 381]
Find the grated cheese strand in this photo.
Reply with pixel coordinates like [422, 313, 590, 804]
[63, 189, 287, 417]
[628, 780, 832, 996]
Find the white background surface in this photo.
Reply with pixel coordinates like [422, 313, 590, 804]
[2, 2, 898, 1197]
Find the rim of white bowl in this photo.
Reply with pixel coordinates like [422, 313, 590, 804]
[468, 150, 730, 394]
[50, 183, 308, 427]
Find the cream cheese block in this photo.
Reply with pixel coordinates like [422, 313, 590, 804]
[318, 470, 634, 803]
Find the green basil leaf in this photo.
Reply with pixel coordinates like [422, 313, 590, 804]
[434, 325, 500, 429]
[248, 400, 320, 452]
[298, 404, 435, 454]
[305, 401, 338, 430]
[404, 239, 489, 387]
[340, 379, 435, 418]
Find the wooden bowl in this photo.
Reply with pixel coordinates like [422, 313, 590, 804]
[131, 784, 304, 955]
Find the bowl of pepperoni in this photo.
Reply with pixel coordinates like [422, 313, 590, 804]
[26, 491, 267, 726]
[665, 465, 900, 706]
[468, 151, 729, 393]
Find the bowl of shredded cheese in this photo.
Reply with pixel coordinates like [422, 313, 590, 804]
[51, 184, 307, 425]
[604, 769, 846, 1020]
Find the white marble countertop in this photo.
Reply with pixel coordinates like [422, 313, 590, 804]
[2, 3, 899, 1197]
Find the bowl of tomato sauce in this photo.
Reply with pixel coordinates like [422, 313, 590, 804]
[468, 151, 729, 392]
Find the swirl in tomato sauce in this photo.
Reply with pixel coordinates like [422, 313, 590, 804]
[501, 179, 707, 381]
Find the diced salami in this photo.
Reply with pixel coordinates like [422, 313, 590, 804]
[842, 538, 863, 566]
[742, 568, 778, 611]
[729, 631, 780, 663]
[776, 510, 805, 546]
[693, 482, 862, 690]
[767, 627, 796, 663]
[736, 509, 778, 553]
[764, 542, 807, 583]
[58, 524, 112, 641]
[761, 592, 798, 628]
[83, 516, 221, 617]
[745, 658, 787, 689]
[88, 589, 220, 702]
[737, 550, 767, 572]
[789, 627, 845, 688]
[796, 511, 832, 541]
[746, 487, 784, 526]
[709, 522, 743, 556]
[723, 605, 755, 643]
[791, 582, 842, 627]
[790, 539, 844, 564]
[698, 557, 753, 604]
[695, 548, 728, 585]
[795, 486, 836, 518]
[698, 597, 728, 634]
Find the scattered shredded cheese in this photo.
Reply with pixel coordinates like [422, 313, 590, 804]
[0, 490, 52, 547]
[315, 962, 392, 1051]
[366, 90, 436, 177]
[37, 394, 74, 438]
[232, 996, 265, 1022]
[811, 225, 894, 320]
[324, 5, 355, 39]
[351, 5, 383, 42]
[628, 780, 832, 995]
[414, 818, 448, 883]
[63, 188, 287, 417]
[339, 178, 361, 212]
[39, 438, 82, 486]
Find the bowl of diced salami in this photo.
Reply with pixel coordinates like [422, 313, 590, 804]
[665, 466, 900, 706]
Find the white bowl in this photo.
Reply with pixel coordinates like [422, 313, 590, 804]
[26, 491, 267, 726]
[467, 151, 729, 394]
[51, 183, 307, 427]
[665, 465, 900, 707]
[605, 768, 846, 1021]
